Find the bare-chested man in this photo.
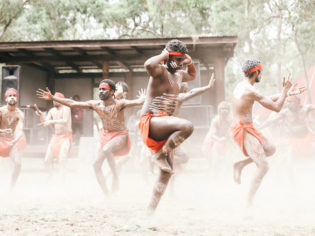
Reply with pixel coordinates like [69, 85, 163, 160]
[260, 96, 315, 183]
[34, 92, 72, 173]
[104, 81, 145, 179]
[261, 96, 315, 157]
[203, 101, 232, 159]
[0, 88, 26, 190]
[231, 59, 304, 207]
[37, 79, 144, 194]
[138, 39, 197, 213]
[203, 101, 233, 180]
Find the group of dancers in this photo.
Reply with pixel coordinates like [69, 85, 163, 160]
[0, 39, 310, 214]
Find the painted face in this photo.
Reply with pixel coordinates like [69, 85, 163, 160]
[167, 55, 185, 71]
[6, 93, 17, 106]
[99, 87, 112, 101]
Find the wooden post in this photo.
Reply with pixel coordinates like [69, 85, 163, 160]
[102, 61, 109, 79]
[125, 71, 133, 99]
[214, 57, 225, 106]
[47, 71, 55, 94]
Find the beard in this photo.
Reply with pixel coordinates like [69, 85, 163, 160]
[6, 98, 17, 106]
[166, 62, 179, 74]
[99, 93, 109, 101]
[8, 99, 17, 106]
[255, 74, 261, 83]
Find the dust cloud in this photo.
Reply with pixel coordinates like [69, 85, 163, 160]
[0, 138, 315, 235]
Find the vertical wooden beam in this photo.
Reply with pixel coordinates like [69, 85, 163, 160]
[102, 61, 109, 79]
[47, 71, 55, 94]
[214, 57, 225, 107]
[46, 71, 55, 109]
[125, 71, 133, 99]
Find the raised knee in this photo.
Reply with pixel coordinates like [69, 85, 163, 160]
[183, 121, 194, 136]
[265, 145, 276, 157]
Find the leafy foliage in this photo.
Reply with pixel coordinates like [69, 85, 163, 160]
[0, 0, 314, 97]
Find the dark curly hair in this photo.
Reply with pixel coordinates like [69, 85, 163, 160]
[100, 79, 116, 91]
[165, 39, 188, 54]
[116, 81, 128, 92]
[242, 59, 261, 78]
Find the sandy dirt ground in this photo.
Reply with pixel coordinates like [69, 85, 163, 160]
[1, 152, 315, 236]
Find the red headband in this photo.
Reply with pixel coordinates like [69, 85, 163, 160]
[244, 64, 262, 74]
[54, 92, 65, 98]
[169, 51, 184, 56]
[99, 83, 112, 90]
[5, 88, 18, 99]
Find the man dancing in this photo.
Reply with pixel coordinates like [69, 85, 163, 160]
[231, 59, 304, 207]
[138, 39, 197, 213]
[104, 81, 145, 179]
[37, 79, 144, 194]
[0, 88, 25, 190]
[34, 92, 72, 174]
[203, 101, 233, 180]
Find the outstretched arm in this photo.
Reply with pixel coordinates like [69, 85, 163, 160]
[37, 88, 93, 109]
[123, 88, 146, 108]
[179, 73, 215, 102]
[33, 104, 46, 123]
[269, 84, 305, 101]
[253, 75, 293, 112]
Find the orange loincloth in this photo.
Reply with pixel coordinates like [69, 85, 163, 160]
[0, 136, 27, 157]
[231, 121, 262, 157]
[99, 130, 131, 156]
[50, 131, 72, 158]
[138, 112, 168, 153]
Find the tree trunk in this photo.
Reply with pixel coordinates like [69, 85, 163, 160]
[276, 13, 282, 91]
[294, 30, 312, 104]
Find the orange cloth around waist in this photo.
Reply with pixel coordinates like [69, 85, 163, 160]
[50, 131, 72, 158]
[231, 121, 262, 157]
[0, 136, 14, 157]
[0, 136, 27, 157]
[99, 130, 131, 156]
[138, 112, 168, 153]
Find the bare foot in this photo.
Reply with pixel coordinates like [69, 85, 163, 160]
[233, 162, 243, 184]
[152, 151, 173, 174]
